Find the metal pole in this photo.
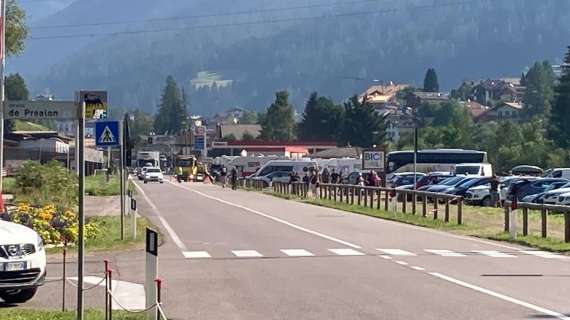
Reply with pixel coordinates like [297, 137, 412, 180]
[119, 121, 125, 240]
[77, 101, 86, 320]
[0, 0, 5, 193]
[413, 107, 418, 190]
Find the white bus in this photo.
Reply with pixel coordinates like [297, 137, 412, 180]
[386, 149, 488, 174]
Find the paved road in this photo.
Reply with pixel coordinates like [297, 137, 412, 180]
[132, 181, 570, 320]
[15, 180, 570, 319]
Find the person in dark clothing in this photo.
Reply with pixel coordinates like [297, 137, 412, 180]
[322, 168, 330, 184]
[330, 169, 340, 184]
[230, 168, 238, 190]
[302, 173, 310, 184]
[490, 174, 500, 207]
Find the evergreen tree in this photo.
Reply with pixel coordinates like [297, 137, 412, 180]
[4, 73, 29, 132]
[549, 47, 570, 148]
[423, 68, 440, 92]
[524, 61, 555, 118]
[520, 72, 527, 87]
[338, 95, 387, 148]
[5, 73, 28, 100]
[297, 92, 343, 141]
[260, 91, 295, 141]
[154, 76, 187, 134]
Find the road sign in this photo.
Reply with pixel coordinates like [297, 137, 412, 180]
[194, 126, 205, 135]
[95, 121, 120, 147]
[79, 90, 107, 120]
[3, 100, 77, 120]
[362, 150, 385, 170]
[194, 136, 205, 150]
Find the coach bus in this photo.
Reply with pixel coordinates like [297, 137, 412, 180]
[386, 149, 487, 174]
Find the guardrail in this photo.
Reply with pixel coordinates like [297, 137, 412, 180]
[504, 201, 570, 242]
[271, 181, 464, 225]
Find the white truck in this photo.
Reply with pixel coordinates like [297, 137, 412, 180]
[137, 151, 161, 168]
[0, 220, 46, 303]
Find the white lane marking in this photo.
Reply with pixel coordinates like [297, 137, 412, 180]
[377, 249, 416, 256]
[183, 251, 212, 259]
[425, 249, 466, 257]
[430, 272, 570, 320]
[71, 276, 145, 310]
[133, 181, 188, 252]
[379, 255, 393, 260]
[329, 248, 365, 256]
[473, 250, 516, 258]
[281, 249, 314, 257]
[232, 250, 263, 258]
[395, 260, 408, 266]
[169, 181, 361, 249]
[411, 266, 425, 271]
[520, 250, 568, 259]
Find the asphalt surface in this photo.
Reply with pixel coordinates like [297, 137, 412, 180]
[11, 179, 570, 319]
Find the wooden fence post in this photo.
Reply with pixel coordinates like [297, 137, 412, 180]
[541, 207, 547, 238]
[457, 198, 463, 225]
[422, 196, 428, 217]
[376, 189, 381, 210]
[565, 212, 570, 243]
[504, 206, 510, 232]
[444, 200, 450, 223]
[411, 193, 416, 215]
[433, 198, 438, 220]
[402, 192, 407, 214]
[351, 187, 355, 205]
[522, 207, 529, 236]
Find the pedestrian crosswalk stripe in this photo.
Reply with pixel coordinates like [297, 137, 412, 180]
[425, 249, 466, 257]
[281, 249, 314, 257]
[473, 250, 516, 258]
[329, 248, 365, 256]
[232, 250, 263, 258]
[377, 249, 416, 256]
[519, 250, 567, 259]
[183, 251, 211, 259]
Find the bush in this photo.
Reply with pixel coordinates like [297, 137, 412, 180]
[8, 202, 100, 245]
[14, 161, 77, 210]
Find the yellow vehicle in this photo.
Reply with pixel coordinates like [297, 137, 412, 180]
[175, 155, 198, 182]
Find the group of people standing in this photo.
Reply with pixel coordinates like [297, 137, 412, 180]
[289, 168, 383, 196]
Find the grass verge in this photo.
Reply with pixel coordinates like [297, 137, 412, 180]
[264, 191, 570, 253]
[85, 175, 135, 197]
[0, 308, 145, 320]
[47, 215, 155, 254]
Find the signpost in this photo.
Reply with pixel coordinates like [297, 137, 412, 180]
[193, 126, 207, 158]
[79, 90, 107, 120]
[362, 150, 385, 170]
[95, 121, 120, 147]
[145, 228, 159, 320]
[3, 100, 78, 120]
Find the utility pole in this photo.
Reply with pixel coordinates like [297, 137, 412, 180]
[77, 101, 86, 320]
[0, 0, 6, 193]
[119, 120, 125, 240]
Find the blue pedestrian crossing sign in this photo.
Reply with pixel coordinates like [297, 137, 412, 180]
[95, 121, 120, 147]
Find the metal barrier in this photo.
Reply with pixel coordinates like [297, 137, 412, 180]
[504, 201, 570, 242]
[270, 182, 464, 225]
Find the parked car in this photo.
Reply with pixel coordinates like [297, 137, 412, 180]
[144, 167, 164, 184]
[544, 168, 570, 179]
[0, 220, 46, 303]
[444, 177, 492, 196]
[511, 165, 543, 176]
[252, 171, 291, 187]
[541, 185, 570, 205]
[556, 192, 570, 206]
[464, 184, 492, 206]
[343, 171, 371, 185]
[387, 172, 426, 188]
[506, 178, 569, 202]
[420, 176, 467, 192]
[521, 181, 569, 203]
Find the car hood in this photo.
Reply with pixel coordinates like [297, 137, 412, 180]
[544, 188, 570, 196]
[0, 220, 38, 244]
[427, 185, 453, 192]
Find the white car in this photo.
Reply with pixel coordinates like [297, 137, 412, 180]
[143, 167, 164, 184]
[252, 171, 291, 187]
[0, 220, 46, 303]
[465, 184, 492, 206]
[555, 192, 570, 206]
[542, 187, 570, 205]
